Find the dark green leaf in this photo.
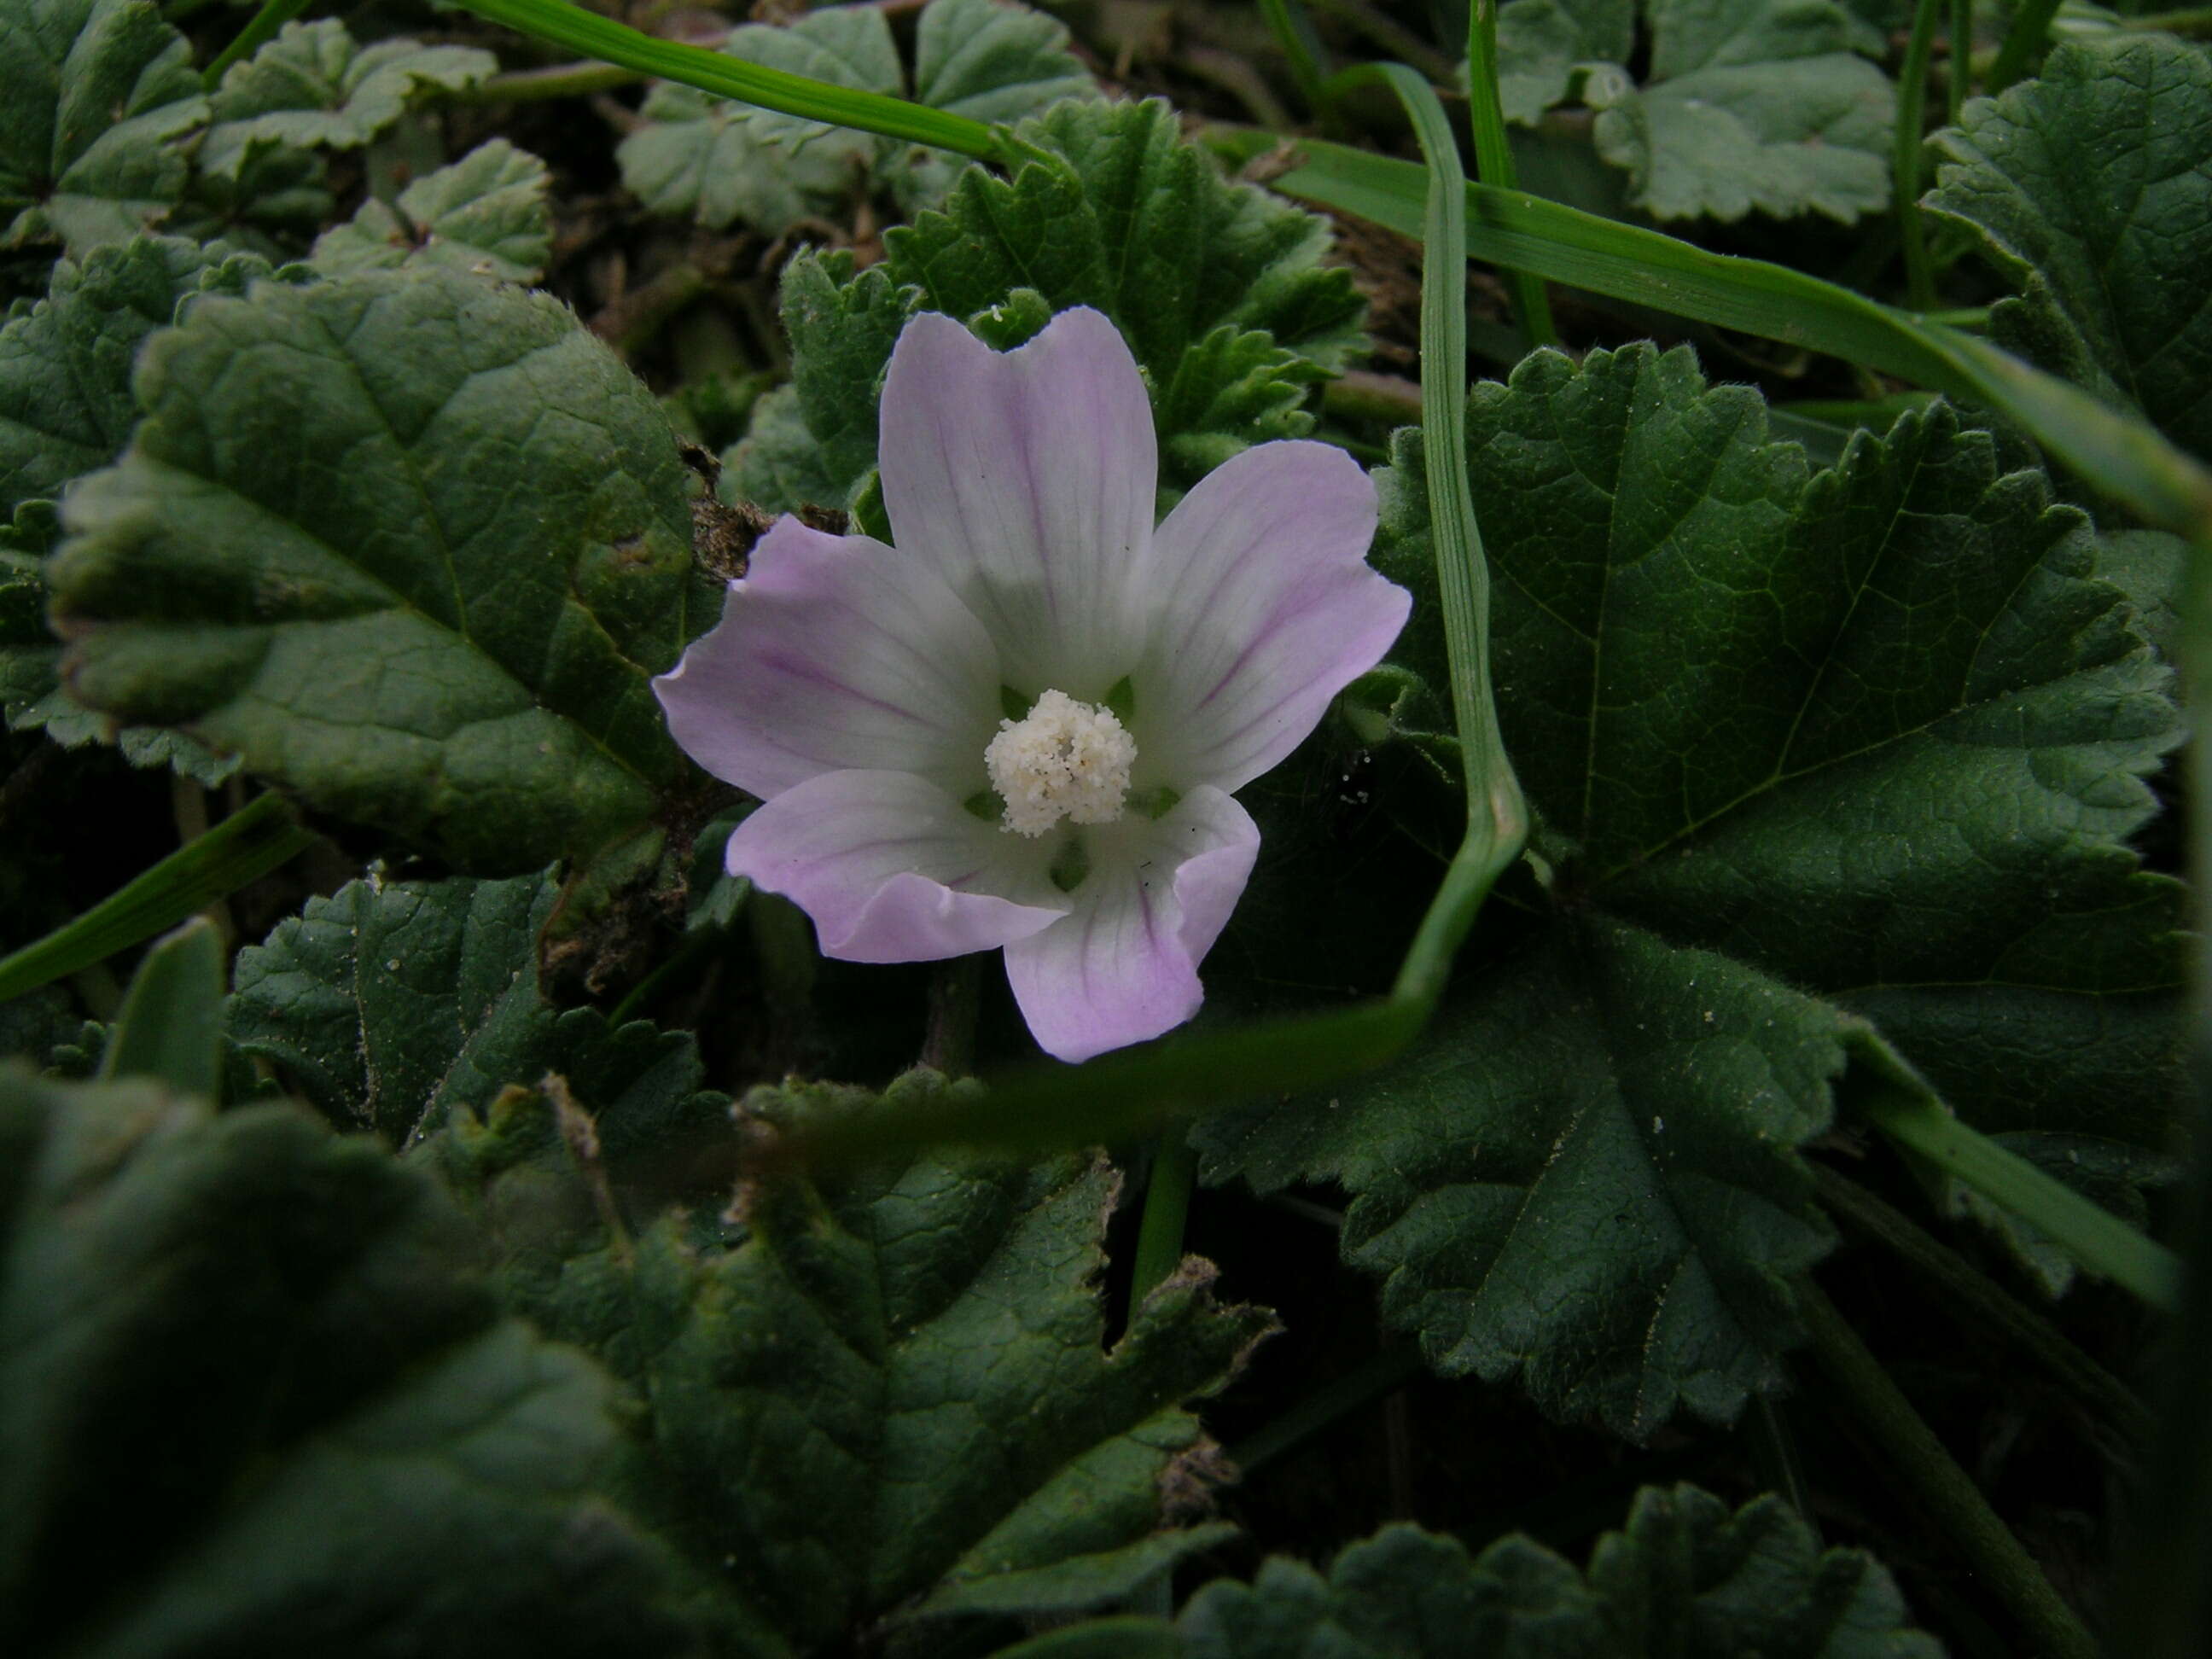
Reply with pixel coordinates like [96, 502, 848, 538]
[0, 1068, 699, 1657]
[47, 266, 719, 870]
[310, 138, 553, 284]
[437, 1071, 1273, 1651]
[98, 915, 224, 1097]
[1493, 0, 1634, 125]
[0, 0, 206, 255]
[1208, 346, 2182, 1423]
[1925, 33, 2212, 462]
[230, 868, 729, 1155]
[200, 19, 497, 178]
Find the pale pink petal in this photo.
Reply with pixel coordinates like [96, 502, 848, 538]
[726, 770, 1067, 963]
[1004, 788, 1260, 1062]
[1133, 440, 1406, 793]
[877, 307, 1155, 696]
[655, 518, 1001, 799]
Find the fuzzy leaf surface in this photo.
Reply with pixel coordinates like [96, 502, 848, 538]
[736, 98, 1364, 508]
[1925, 33, 2212, 462]
[1203, 346, 2183, 1423]
[0, 0, 206, 253]
[435, 1074, 1272, 1653]
[1058, 1484, 1938, 1656]
[0, 1068, 698, 1657]
[46, 266, 718, 870]
[1493, 0, 1634, 124]
[310, 139, 553, 284]
[230, 868, 729, 1155]
[200, 19, 496, 178]
[1587, 0, 1894, 222]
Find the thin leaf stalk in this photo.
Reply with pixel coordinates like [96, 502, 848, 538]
[1464, 0, 1558, 345]
[1860, 1088, 2183, 1312]
[203, 0, 309, 85]
[1128, 1132, 1199, 1313]
[1987, 0, 2063, 94]
[1895, 0, 1945, 311]
[1798, 1277, 2102, 1659]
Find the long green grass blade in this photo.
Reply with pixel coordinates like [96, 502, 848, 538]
[203, 0, 308, 84]
[1464, 0, 1557, 345]
[0, 792, 315, 1004]
[1896, 0, 1944, 311]
[445, 0, 998, 157]
[1988, 0, 2063, 94]
[1216, 132, 2212, 547]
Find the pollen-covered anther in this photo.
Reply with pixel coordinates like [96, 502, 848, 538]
[984, 689, 1137, 836]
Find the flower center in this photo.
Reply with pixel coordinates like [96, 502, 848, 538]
[984, 689, 1136, 837]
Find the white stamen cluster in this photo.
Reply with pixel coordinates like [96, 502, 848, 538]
[984, 689, 1136, 837]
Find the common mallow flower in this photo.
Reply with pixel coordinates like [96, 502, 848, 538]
[655, 307, 1409, 1062]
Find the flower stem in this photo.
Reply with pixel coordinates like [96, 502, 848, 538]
[203, 0, 309, 86]
[1858, 1086, 2182, 1312]
[1128, 1129, 1198, 1310]
[1895, 0, 1944, 311]
[1947, 0, 1975, 123]
[1814, 1164, 2153, 1441]
[1798, 1275, 2102, 1659]
[1986, 0, 2062, 95]
[919, 955, 983, 1078]
[1464, 2, 1557, 346]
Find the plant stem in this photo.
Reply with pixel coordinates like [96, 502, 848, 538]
[1229, 1347, 1425, 1473]
[2124, 7, 2212, 35]
[1307, 0, 1459, 84]
[1464, 1, 1557, 346]
[1798, 1277, 2102, 1659]
[1859, 1087, 2182, 1312]
[1743, 1394, 1820, 1534]
[1814, 1164, 2154, 1442]
[1895, 0, 1944, 311]
[1258, 0, 1334, 115]
[1986, 0, 2061, 95]
[1128, 1130, 1198, 1310]
[203, 0, 309, 85]
[1947, 0, 1975, 123]
[919, 955, 982, 1078]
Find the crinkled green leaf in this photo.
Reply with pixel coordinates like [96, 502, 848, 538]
[618, 6, 891, 236]
[619, 0, 1091, 237]
[200, 18, 496, 178]
[1203, 346, 2183, 1425]
[1493, 0, 1634, 125]
[46, 265, 719, 870]
[0, 1068, 701, 1657]
[1925, 34, 2212, 463]
[1201, 918, 1845, 1438]
[0, 0, 207, 255]
[1588, 1, 1894, 221]
[1009, 1483, 1937, 1657]
[889, 0, 1098, 210]
[0, 235, 276, 783]
[739, 98, 1365, 508]
[435, 1072, 1272, 1653]
[310, 138, 552, 284]
[231, 868, 729, 1157]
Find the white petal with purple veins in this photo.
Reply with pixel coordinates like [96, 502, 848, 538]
[1135, 439, 1406, 793]
[878, 307, 1155, 695]
[1004, 787, 1260, 1062]
[726, 770, 1068, 963]
[654, 518, 1002, 799]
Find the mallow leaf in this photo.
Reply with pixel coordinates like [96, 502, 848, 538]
[1008, 1483, 1937, 1657]
[888, 0, 1100, 210]
[1203, 346, 2183, 1429]
[199, 18, 498, 178]
[0, 0, 207, 255]
[1925, 33, 2212, 462]
[0, 1068, 699, 1657]
[0, 234, 277, 782]
[47, 265, 720, 871]
[735, 97, 1365, 509]
[230, 868, 730, 1157]
[310, 138, 553, 284]
[1511, 0, 1895, 221]
[434, 1072, 1274, 1652]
